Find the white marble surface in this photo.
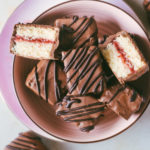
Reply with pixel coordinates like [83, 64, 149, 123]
[0, 0, 150, 150]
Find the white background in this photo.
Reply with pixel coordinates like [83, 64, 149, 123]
[0, 0, 150, 150]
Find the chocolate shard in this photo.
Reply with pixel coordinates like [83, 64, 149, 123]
[56, 95, 105, 132]
[99, 84, 143, 120]
[54, 16, 98, 50]
[25, 60, 67, 105]
[62, 46, 106, 96]
[5, 131, 47, 150]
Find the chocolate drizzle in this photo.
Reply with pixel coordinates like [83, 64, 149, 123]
[67, 16, 88, 34]
[108, 85, 139, 104]
[6, 145, 29, 150]
[130, 90, 137, 102]
[16, 138, 36, 146]
[54, 61, 62, 102]
[19, 133, 40, 140]
[59, 16, 98, 50]
[35, 66, 40, 96]
[34, 60, 64, 103]
[80, 126, 94, 132]
[6, 133, 40, 150]
[109, 86, 126, 103]
[72, 17, 94, 44]
[11, 141, 37, 150]
[57, 96, 105, 123]
[61, 31, 97, 61]
[68, 16, 79, 28]
[63, 46, 104, 95]
[44, 60, 51, 103]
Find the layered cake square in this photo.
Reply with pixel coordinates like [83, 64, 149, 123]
[10, 24, 60, 59]
[99, 31, 149, 84]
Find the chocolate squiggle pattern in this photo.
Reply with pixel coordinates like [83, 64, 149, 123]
[62, 46, 104, 96]
[34, 60, 62, 103]
[57, 96, 105, 132]
[60, 16, 98, 49]
[6, 132, 41, 150]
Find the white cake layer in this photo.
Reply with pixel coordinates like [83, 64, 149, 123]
[115, 35, 145, 71]
[16, 25, 59, 41]
[12, 41, 53, 59]
[102, 43, 131, 78]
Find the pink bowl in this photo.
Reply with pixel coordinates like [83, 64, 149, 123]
[1, 0, 150, 143]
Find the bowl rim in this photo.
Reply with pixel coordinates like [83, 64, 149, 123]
[13, 0, 150, 143]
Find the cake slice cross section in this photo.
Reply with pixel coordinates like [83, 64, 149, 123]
[99, 31, 149, 84]
[10, 24, 60, 60]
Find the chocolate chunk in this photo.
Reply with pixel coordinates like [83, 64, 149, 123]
[25, 60, 67, 105]
[5, 131, 47, 150]
[62, 46, 106, 96]
[56, 95, 105, 132]
[99, 84, 143, 120]
[54, 16, 98, 50]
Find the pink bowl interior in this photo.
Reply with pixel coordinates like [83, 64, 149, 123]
[13, 1, 150, 143]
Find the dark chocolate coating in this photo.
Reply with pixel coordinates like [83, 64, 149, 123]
[62, 46, 106, 96]
[26, 60, 67, 105]
[56, 95, 105, 132]
[99, 84, 143, 120]
[54, 16, 98, 50]
[5, 131, 47, 150]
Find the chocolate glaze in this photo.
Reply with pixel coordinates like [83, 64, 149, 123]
[35, 66, 40, 96]
[44, 60, 51, 103]
[55, 16, 98, 50]
[80, 126, 94, 132]
[72, 17, 94, 45]
[130, 89, 138, 102]
[56, 96, 105, 132]
[54, 61, 62, 102]
[109, 85, 126, 103]
[99, 84, 143, 120]
[26, 60, 67, 106]
[62, 46, 106, 96]
[5, 131, 47, 150]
